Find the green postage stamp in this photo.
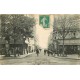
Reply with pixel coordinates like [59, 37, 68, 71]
[39, 15, 50, 28]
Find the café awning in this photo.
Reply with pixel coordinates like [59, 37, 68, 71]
[58, 39, 80, 45]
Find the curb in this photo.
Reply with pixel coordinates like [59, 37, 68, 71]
[0, 53, 33, 60]
[54, 56, 80, 60]
[18, 53, 33, 59]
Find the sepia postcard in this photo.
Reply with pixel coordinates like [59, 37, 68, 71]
[0, 14, 80, 65]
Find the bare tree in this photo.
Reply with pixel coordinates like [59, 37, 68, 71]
[53, 15, 80, 56]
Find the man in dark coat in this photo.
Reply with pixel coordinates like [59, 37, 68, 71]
[36, 49, 39, 56]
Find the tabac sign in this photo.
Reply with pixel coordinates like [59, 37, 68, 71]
[39, 15, 50, 28]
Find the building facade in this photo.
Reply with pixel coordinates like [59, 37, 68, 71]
[52, 15, 80, 54]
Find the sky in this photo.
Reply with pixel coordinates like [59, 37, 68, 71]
[36, 25, 53, 49]
[35, 14, 54, 48]
[25, 14, 53, 49]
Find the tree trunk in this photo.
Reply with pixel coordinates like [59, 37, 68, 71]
[62, 28, 65, 57]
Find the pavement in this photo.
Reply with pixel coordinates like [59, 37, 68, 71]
[54, 54, 80, 60]
[0, 52, 80, 60]
[0, 52, 33, 60]
[0, 51, 80, 64]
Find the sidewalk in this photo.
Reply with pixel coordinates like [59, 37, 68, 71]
[54, 54, 80, 60]
[0, 52, 33, 60]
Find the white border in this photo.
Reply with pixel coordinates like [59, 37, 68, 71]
[0, 65, 80, 80]
[0, 0, 80, 80]
[0, 0, 80, 14]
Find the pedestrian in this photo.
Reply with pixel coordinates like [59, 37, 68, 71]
[39, 49, 42, 52]
[78, 46, 80, 57]
[47, 50, 50, 56]
[44, 49, 46, 55]
[5, 41, 10, 57]
[26, 49, 28, 54]
[36, 49, 39, 56]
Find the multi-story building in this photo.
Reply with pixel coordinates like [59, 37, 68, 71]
[53, 15, 80, 54]
[56, 29, 80, 54]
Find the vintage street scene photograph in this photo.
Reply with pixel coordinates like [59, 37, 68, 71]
[0, 14, 80, 65]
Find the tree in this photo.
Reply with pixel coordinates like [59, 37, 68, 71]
[53, 15, 80, 56]
[1, 14, 36, 56]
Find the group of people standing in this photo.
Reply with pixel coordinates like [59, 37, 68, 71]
[44, 49, 55, 56]
[35, 49, 55, 57]
[35, 47, 80, 57]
